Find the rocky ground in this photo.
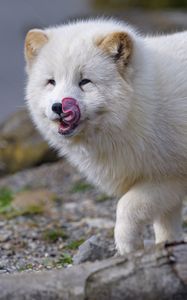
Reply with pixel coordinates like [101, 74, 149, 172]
[0, 160, 117, 273]
[0, 160, 187, 274]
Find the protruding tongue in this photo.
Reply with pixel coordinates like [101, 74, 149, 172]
[58, 98, 81, 135]
[61, 98, 80, 124]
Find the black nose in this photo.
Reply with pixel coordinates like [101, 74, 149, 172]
[52, 102, 62, 115]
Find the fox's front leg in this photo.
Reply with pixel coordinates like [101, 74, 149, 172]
[114, 188, 146, 254]
[114, 179, 185, 255]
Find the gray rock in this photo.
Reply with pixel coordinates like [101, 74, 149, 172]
[85, 243, 187, 300]
[73, 235, 115, 264]
[0, 243, 187, 300]
[0, 259, 109, 300]
[0, 109, 58, 176]
[0, 231, 12, 243]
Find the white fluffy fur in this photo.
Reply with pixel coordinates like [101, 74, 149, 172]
[25, 19, 187, 254]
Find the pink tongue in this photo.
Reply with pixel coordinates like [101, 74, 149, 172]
[61, 98, 80, 124]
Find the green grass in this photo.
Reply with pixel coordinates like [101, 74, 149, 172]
[42, 258, 54, 268]
[0, 187, 46, 218]
[43, 228, 68, 243]
[65, 239, 84, 250]
[71, 180, 93, 193]
[4, 204, 45, 219]
[56, 253, 73, 266]
[21, 204, 44, 216]
[96, 193, 111, 202]
[0, 187, 13, 213]
[18, 263, 34, 272]
[18, 253, 73, 272]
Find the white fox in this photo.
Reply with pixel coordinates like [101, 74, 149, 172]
[25, 19, 187, 254]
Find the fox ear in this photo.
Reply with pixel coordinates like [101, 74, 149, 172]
[24, 29, 48, 66]
[96, 32, 133, 73]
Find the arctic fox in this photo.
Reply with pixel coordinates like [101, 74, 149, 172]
[25, 19, 187, 254]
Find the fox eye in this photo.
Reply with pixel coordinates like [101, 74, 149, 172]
[47, 79, 56, 86]
[79, 79, 91, 87]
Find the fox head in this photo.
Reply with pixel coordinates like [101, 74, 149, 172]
[25, 19, 137, 151]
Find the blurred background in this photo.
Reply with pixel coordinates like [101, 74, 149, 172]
[0, 0, 187, 175]
[0, 0, 187, 123]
